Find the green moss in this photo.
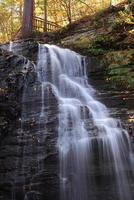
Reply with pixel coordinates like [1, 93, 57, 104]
[104, 50, 133, 66]
[103, 50, 134, 89]
[88, 48, 106, 56]
[60, 35, 91, 52]
[92, 35, 113, 47]
[87, 35, 114, 56]
[107, 72, 134, 89]
[75, 37, 91, 49]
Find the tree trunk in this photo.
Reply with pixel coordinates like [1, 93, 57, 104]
[68, 0, 72, 24]
[21, 0, 34, 38]
[44, 0, 47, 32]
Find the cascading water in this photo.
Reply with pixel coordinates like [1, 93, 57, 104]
[37, 44, 134, 200]
[9, 41, 13, 51]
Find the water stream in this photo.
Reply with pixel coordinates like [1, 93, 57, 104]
[3, 42, 133, 199]
[36, 44, 134, 200]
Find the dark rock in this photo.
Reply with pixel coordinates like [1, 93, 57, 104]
[0, 39, 133, 200]
[0, 45, 60, 200]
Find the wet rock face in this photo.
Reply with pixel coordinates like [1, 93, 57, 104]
[0, 48, 60, 200]
[88, 56, 134, 140]
[1, 40, 38, 62]
[0, 49, 35, 140]
[0, 42, 133, 200]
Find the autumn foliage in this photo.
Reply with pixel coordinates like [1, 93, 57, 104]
[0, 0, 124, 43]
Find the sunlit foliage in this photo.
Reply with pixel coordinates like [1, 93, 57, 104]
[0, 0, 125, 43]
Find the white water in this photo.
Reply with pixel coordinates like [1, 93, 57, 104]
[37, 44, 134, 200]
[9, 41, 13, 51]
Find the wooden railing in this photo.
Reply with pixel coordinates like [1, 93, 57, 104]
[33, 17, 61, 32]
[12, 17, 61, 40]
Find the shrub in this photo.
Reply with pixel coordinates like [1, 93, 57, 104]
[91, 35, 113, 49]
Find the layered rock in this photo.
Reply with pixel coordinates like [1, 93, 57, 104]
[0, 39, 133, 200]
[0, 48, 60, 200]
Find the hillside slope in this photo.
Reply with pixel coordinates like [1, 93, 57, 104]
[55, 0, 134, 90]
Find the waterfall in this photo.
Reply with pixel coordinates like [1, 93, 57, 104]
[9, 41, 13, 51]
[36, 44, 133, 200]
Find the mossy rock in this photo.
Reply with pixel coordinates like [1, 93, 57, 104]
[60, 34, 92, 55]
[103, 50, 134, 67]
[102, 50, 134, 89]
[74, 36, 91, 49]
